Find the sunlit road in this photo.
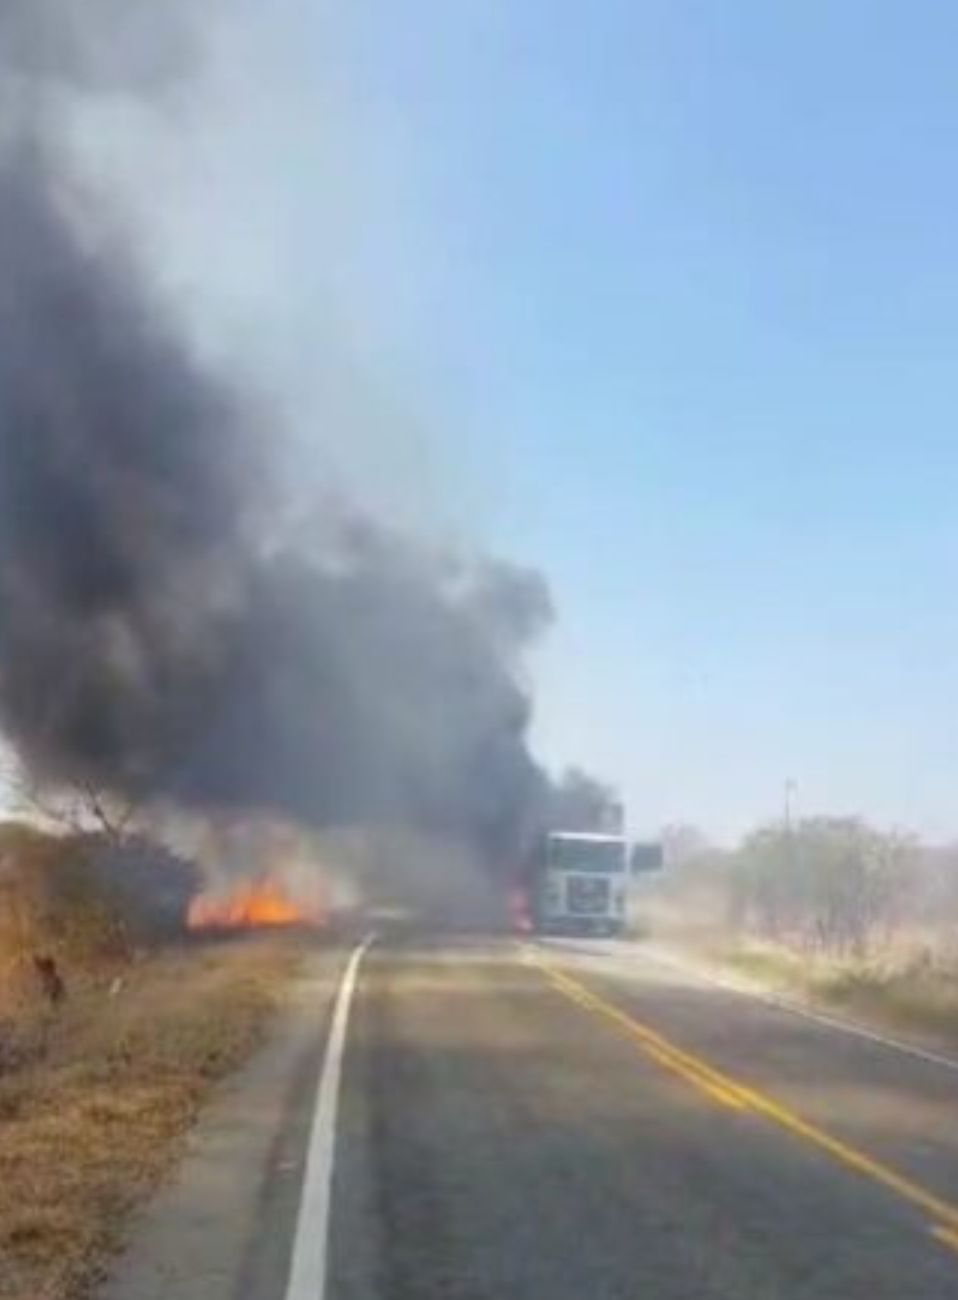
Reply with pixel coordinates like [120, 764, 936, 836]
[326, 933, 958, 1300]
[105, 933, 958, 1300]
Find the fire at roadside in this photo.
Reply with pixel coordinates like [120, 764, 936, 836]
[0, 816, 342, 1015]
[186, 875, 327, 933]
[0, 814, 331, 1299]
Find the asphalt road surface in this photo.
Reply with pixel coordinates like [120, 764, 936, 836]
[104, 932, 958, 1300]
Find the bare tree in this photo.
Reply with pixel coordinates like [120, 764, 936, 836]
[5, 755, 138, 843]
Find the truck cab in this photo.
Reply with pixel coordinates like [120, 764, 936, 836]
[534, 831, 630, 936]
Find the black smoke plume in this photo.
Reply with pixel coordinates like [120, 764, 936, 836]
[0, 14, 556, 868]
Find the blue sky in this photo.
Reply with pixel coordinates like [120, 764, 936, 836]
[105, 3, 958, 840]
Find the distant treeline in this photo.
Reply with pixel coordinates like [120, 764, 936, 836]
[657, 818, 958, 958]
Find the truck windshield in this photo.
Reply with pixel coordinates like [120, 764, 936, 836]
[548, 838, 625, 873]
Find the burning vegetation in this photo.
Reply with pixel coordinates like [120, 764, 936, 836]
[187, 875, 324, 932]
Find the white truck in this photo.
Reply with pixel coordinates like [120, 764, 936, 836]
[531, 829, 662, 937]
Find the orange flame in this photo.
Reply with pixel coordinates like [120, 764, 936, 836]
[187, 875, 322, 931]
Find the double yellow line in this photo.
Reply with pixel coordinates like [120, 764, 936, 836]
[532, 953, 958, 1253]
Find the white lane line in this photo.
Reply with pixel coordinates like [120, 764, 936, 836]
[536, 937, 958, 1080]
[744, 984, 958, 1077]
[284, 935, 374, 1300]
[633, 944, 958, 1079]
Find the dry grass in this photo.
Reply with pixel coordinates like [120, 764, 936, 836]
[643, 896, 958, 1047]
[0, 936, 304, 1300]
[715, 940, 958, 1046]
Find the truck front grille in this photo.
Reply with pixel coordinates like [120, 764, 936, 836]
[566, 876, 611, 915]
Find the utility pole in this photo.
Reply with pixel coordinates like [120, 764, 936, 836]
[780, 778, 798, 940]
[783, 778, 796, 831]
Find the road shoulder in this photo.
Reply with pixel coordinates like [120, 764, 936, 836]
[637, 939, 958, 1073]
[98, 947, 343, 1300]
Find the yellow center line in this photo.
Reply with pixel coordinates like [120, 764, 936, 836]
[531, 952, 958, 1237]
[931, 1225, 958, 1255]
[552, 970, 746, 1111]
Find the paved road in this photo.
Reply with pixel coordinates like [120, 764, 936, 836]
[104, 932, 958, 1299]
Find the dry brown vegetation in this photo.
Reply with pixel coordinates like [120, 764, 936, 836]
[715, 942, 958, 1044]
[649, 818, 958, 1048]
[0, 824, 305, 1300]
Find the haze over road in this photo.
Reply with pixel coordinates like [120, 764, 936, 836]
[105, 933, 958, 1300]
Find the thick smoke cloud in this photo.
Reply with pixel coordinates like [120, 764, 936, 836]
[0, 0, 194, 91]
[0, 6, 555, 867]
